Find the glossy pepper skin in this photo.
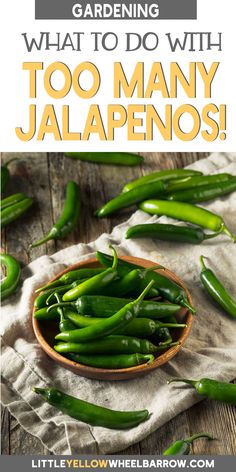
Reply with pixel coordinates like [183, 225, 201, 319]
[166, 173, 232, 193]
[62, 247, 118, 301]
[163, 433, 213, 455]
[68, 353, 155, 369]
[1, 158, 17, 193]
[140, 200, 236, 243]
[122, 169, 202, 193]
[96, 251, 195, 313]
[66, 312, 186, 338]
[30, 181, 81, 248]
[167, 178, 236, 204]
[36, 268, 105, 292]
[45, 280, 88, 306]
[169, 378, 236, 405]
[34, 283, 78, 309]
[72, 295, 181, 319]
[96, 251, 141, 277]
[100, 269, 159, 299]
[96, 180, 167, 218]
[100, 269, 141, 297]
[65, 152, 143, 166]
[1, 197, 33, 227]
[54, 336, 178, 355]
[33, 306, 59, 321]
[126, 223, 220, 244]
[200, 256, 236, 319]
[0, 193, 27, 210]
[33, 387, 150, 430]
[53, 293, 77, 333]
[0, 253, 21, 301]
[55, 281, 154, 343]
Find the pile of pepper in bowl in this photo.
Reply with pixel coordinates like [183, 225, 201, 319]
[32, 247, 194, 380]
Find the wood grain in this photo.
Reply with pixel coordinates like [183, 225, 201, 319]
[1, 151, 235, 455]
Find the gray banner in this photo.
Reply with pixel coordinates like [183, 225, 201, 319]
[1, 455, 236, 472]
[35, 0, 197, 20]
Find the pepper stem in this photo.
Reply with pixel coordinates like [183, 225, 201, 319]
[223, 225, 236, 243]
[142, 265, 164, 275]
[186, 433, 214, 444]
[167, 378, 197, 387]
[157, 323, 187, 329]
[30, 233, 54, 249]
[159, 337, 172, 346]
[155, 341, 179, 351]
[47, 302, 71, 313]
[35, 279, 62, 293]
[32, 387, 46, 395]
[181, 299, 196, 314]
[200, 255, 208, 271]
[109, 245, 118, 270]
[135, 280, 155, 304]
[46, 292, 56, 306]
[203, 230, 222, 240]
[54, 292, 64, 319]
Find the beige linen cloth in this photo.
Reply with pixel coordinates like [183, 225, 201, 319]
[1, 153, 236, 454]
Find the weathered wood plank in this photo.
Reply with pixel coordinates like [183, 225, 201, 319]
[1, 407, 10, 454]
[1, 152, 52, 455]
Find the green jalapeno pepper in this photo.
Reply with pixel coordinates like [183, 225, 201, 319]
[53, 293, 77, 333]
[167, 178, 236, 204]
[128, 267, 161, 298]
[1, 158, 18, 193]
[166, 173, 232, 193]
[1, 197, 33, 227]
[45, 279, 88, 306]
[200, 256, 236, 319]
[153, 326, 172, 345]
[126, 223, 221, 244]
[100, 269, 141, 297]
[140, 200, 236, 242]
[122, 169, 202, 193]
[51, 295, 180, 319]
[0, 193, 27, 210]
[54, 336, 178, 355]
[66, 312, 186, 338]
[68, 353, 155, 369]
[101, 269, 159, 299]
[65, 152, 144, 166]
[96, 251, 140, 277]
[161, 315, 178, 324]
[0, 253, 21, 301]
[155, 320, 186, 344]
[55, 281, 154, 343]
[34, 283, 78, 309]
[96, 251, 195, 313]
[62, 246, 118, 301]
[96, 181, 167, 218]
[30, 181, 81, 248]
[168, 378, 236, 405]
[163, 433, 213, 455]
[33, 387, 150, 430]
[33, 306, 60, 321]
[36, 268, 105, 292]
[59, 311, 76, 332]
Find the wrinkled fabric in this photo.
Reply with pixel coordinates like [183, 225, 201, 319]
[1, 152, 236, 454]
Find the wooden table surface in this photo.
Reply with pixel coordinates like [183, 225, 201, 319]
[1, 152, 236, 455]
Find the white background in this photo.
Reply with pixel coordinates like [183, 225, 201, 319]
[0, 0, 236, 151]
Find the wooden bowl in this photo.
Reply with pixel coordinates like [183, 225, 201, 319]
[32, 256, 193, 380]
